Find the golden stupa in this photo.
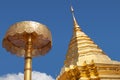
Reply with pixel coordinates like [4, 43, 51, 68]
[57, 6, 120, 80]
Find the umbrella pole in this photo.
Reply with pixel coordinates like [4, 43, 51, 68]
[24, 34, 32, 80]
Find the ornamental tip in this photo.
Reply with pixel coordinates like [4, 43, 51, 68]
[70, 5, 80, 28]
[70, 5, 75, 20]
[71, 5, 74, 12]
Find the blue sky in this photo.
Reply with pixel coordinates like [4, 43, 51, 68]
[0, 0, 120, 79]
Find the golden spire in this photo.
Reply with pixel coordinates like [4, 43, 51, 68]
[64, 5, 108, 68]
[57, 4, 120, 80]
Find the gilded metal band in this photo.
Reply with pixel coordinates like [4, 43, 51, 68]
[24, 68, 32, 71]
[25, 57, 32, 59]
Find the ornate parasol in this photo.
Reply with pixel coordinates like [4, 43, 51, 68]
[2, 21, 52, 80]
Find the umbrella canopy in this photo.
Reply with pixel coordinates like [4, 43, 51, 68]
[2, 21, 52, 57]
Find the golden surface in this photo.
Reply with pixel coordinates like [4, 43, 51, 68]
[57, 60, 100, 80]
[2, 21, 52, 80]
[2, 21, 52, 57]
[57, 6, 120, 80]
[24, 34, 32, 80]
[64, 7, 107, 67]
